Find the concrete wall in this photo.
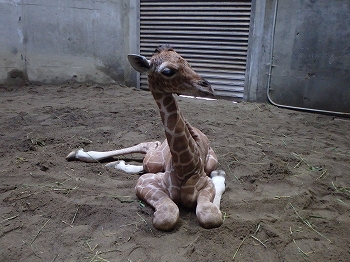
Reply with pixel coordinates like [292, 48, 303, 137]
[244, 0, 275, 102]
[246, 0, 350, 114]
[2, 0, 349, 113]
[0, 0, 139, 86]
[269, 0, 350, 113]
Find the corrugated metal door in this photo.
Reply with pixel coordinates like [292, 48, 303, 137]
[140, 1, 252, 99]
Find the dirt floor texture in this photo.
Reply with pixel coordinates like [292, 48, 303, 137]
[0, 83, 349, 262]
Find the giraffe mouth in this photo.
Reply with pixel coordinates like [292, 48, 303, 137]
[175, 79, 215, 98]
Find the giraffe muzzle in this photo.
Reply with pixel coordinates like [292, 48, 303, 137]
[196, 78, 215, 98]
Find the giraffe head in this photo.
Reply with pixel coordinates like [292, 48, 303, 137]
[128, 45, 215, 98]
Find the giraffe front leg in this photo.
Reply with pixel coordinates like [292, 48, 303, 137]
[136, 173, 179, 231]
[196, 178, 223, 229]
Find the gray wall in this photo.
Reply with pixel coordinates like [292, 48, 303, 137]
[269, 0, 350, 114]
[246, 0, 350, 114]
[0, 0, 139, 86]
[244, 0, 276, 102]
[2, 0, 349, 113]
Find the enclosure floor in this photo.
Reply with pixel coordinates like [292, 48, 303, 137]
[1, 83, 349, 261]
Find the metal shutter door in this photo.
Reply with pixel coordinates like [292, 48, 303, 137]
[140, 1, 252, 99]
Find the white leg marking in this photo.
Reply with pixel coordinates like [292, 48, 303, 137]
[66, 148, 102, 163]
[211, 170, 226, 209]
[66, 142, 161, 163]
[105, 160, 144, 174]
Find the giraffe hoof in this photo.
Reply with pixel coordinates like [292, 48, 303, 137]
[66, 148, 84, 161]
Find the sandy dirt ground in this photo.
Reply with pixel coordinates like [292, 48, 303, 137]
[0, 83, 349, 262]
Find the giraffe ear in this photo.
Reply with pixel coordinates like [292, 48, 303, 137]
[127, 54, 150, 73]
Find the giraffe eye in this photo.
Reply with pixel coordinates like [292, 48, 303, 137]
[161, 68, 177, 78]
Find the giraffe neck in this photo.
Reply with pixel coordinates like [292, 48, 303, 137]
[152, 92, 201, 179]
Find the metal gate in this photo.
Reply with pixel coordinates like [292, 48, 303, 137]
[139, 1, 252, 99]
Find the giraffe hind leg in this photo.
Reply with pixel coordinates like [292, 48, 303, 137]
[66, 141, 161, 163]
[105, 160, 144, 173]
[210, 170, 226, 209]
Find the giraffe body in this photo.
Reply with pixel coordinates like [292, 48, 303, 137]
[67, 46, 225, 231]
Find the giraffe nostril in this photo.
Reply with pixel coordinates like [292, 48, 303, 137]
[199, 79, 210, 87]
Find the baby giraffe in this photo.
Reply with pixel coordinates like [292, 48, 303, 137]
[67, 45, 226, 231]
